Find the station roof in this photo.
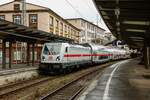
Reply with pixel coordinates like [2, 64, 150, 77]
[0, 19, 74, 43]
[93, 0, 150, 49]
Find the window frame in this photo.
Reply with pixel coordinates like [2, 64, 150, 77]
[0, 15, 5, 20]
[13, 14, 21, 24]
[55, 19, 59, 28]
[65, 25, 67, 32]
[49, 16, 53, 26]
[14, 4, 20, 11]
[60, 22, 63, 30]
[29, 14, 38, 24]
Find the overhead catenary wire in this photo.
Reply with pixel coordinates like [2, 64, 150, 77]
[81, 0, 95, 13]
[30, 0, 86, 19]
[26, 0, 88, 27]
[28, 0, 105, 29]
[81, 0, 103, 26]
[27, 0, 105, 30]
[64, 0, 86, 19]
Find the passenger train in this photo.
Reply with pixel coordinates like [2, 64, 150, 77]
[39, 42, 130, 74]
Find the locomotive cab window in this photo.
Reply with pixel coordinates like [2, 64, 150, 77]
[43, 45, 50, 55]
[43, 44, 61, 55]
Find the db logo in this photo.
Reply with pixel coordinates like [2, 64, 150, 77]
[48, 56, 53, 60]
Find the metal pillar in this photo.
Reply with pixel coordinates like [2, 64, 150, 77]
[9, 42, 12, 68]
[37, 44, 41, 63]
[144, 46, 150, 69]
[2, 40, 6, 69]
[26, 42, 30, 66]
[32, 43, 35, 66]
[15, 41, 18, 64]
[146, 47, 150, 68]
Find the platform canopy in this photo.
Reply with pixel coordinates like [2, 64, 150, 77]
[93, 0, 150, 49]
[0, 19, 74, 43]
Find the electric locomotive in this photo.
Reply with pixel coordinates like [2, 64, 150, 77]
[39, 42, 128, 74]
[39, 43, 91, 74]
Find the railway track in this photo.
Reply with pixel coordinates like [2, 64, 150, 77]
[40, 64, 109, 100]
[0, 62, 116, 100]
[0, 76, 57, 97]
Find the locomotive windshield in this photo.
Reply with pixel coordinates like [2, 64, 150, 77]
[43, 44, 61, 55]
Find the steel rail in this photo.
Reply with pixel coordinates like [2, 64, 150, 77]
[0, 76, 56, 97]
[40, 64, 110, 100]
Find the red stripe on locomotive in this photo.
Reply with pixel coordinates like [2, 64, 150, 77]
[64, 54, 112, 57]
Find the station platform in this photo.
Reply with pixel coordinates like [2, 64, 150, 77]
[0, 64, 39, 76]
[0, 63, 39, 70]
[79, 59, 150, 100]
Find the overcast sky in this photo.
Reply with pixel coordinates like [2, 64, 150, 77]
[0, 0, 109, 31]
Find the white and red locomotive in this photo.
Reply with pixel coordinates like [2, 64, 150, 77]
[39, 43, 129, 74]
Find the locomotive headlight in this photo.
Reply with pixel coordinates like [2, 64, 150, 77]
[56, 56, 60, 61]
[42, 56, 45, 61]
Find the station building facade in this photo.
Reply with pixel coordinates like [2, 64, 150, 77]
[66, 18, 105, 44]
[0, 0, 80, 64]
[103, 32, 116, 44]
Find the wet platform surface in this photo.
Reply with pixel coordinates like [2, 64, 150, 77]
[79, 59, 150, 100]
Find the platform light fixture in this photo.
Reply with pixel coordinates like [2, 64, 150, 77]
[128, 37, 144, 40]
[122, 21, 149, 26]
[131, 39, 144, 42]
[116, 21, 120, 26]
[125, 29, 146, 33]
[129, 38, 144, 42]
[115, 8, 120, 20]
[104, 16, 110, 19]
